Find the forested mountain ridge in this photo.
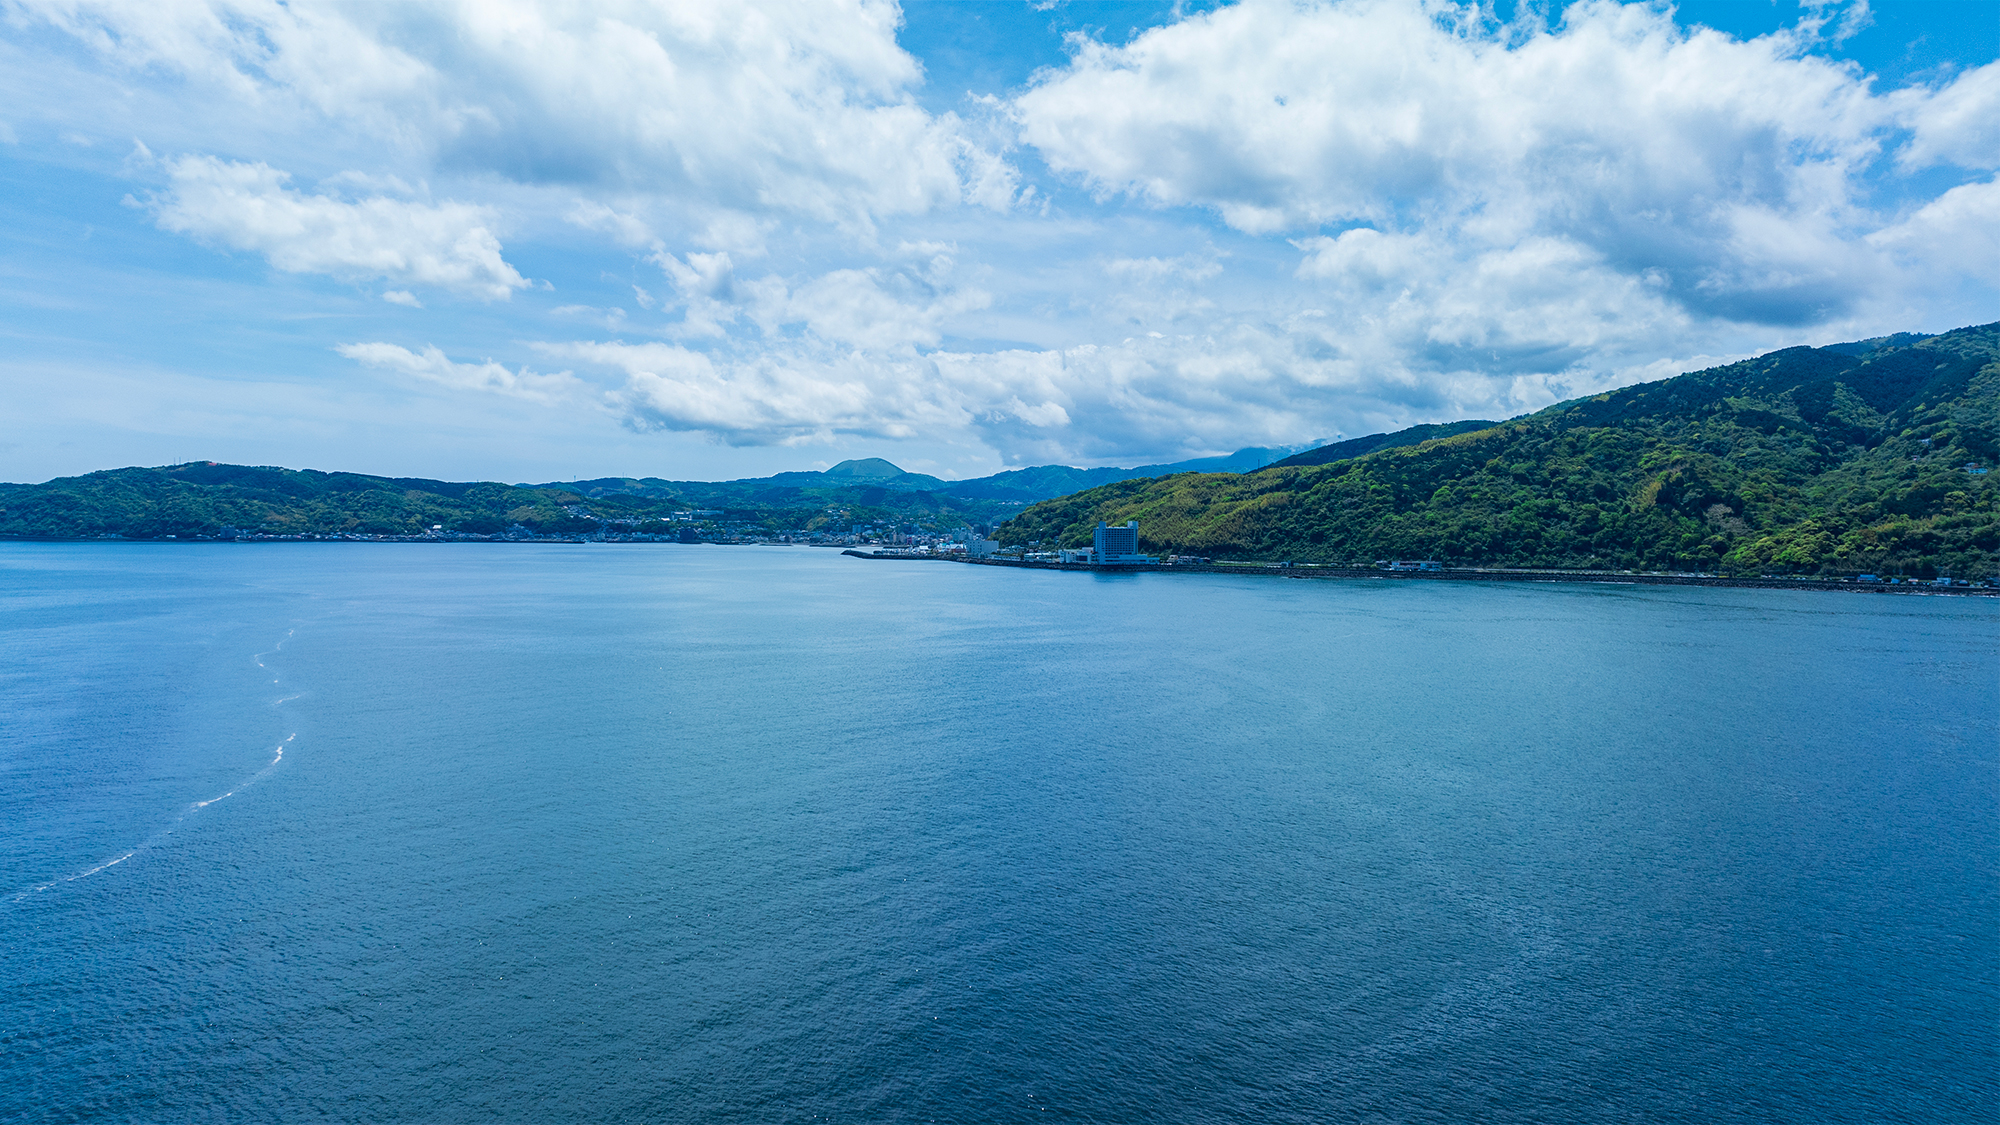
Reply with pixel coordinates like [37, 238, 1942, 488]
[997, 323, 2000, 577]
[1265, 420, 1498, 469]
[0, 447, 1296, 540]
[0, 460, 1002, 540]
[0, 441, 1322, 541]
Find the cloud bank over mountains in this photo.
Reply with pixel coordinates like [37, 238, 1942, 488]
[4, 0, 1995, 475]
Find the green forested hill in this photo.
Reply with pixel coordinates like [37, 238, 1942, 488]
[0, 464, 629, 538]
[0, 446, 1319, 542]
[1265, 419, 1498, 469]
[0, 462, 1001, 540]
[998, 323, 2000, 578]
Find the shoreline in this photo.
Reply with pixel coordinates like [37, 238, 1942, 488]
[3, 537, 1988, 595]
[851, 551, 2000, 597]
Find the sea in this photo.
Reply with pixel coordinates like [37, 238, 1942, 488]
[2, 543, 1994, 1123]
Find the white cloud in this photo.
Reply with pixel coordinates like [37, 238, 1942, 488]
[1012, 0, 1989, 327]
[18, 0, 1009, 225]
[537, 337, 1079, 449]
[7, 0, 1994, 477]
[650, 244, 992, 348]
[780, 267, 990, 350]
[155, 156, 528, 298]
[654, 249, 743, 337]
[14, 0, 431, 113]
[556, 340, 940, 445]
[1895, 61, 2000, 171]
[935, 332, 1559, 467]
[567, 201, 658, 249]
[1105, 255, 1222, 283]
[549, 303, 630, 330]
[1867, 177, 2000, 285]
[1017, 1, 1889, 228]
[337, 342, 581, 402]
[527, 322, 1616, 464]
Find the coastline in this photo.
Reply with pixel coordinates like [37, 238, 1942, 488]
[3, 537, 1988, 595]
[848, 550, 2000, 597]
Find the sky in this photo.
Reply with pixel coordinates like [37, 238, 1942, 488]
[1, 0, 1995, 485]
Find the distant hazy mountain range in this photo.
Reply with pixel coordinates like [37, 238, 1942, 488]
[526, 446, 1303, 505]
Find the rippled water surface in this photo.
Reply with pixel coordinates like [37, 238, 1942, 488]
[3, 543, 1995, 1123]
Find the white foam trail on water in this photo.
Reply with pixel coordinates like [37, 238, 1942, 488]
[27, 850, 139, 894]
[190, 733, 293, 809]
[12, 630, 304, 903]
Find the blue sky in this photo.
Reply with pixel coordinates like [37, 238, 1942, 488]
[1, 0, 1995, 484]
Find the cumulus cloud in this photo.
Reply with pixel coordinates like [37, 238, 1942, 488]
[1017, 1, 1889, 228]
[1013, 0, 1989, 327]
[1289, 226, 1698, 369]
[933, 328, 1598, 466]
[648, 243, 992, 348]
[543, 337, 1063, 449]
[14, 0, 1996, 473]
[1867, 177, 2000, 285]
[337, 342, 580, 402]
[776, 266, 991, 350]
[154, 156, 528, 298]
[19, 0, 1012, 225]
[520, 322, 1601, 463]
[1895, 61, 2000, 171]
[547, 340, 937, 445]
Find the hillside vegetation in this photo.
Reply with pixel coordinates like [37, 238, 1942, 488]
[999, 324, 2000, 578]
[0, 447, 1317, 542]
[0, 462, 994, 540]
[1265, 419, 1497, 469]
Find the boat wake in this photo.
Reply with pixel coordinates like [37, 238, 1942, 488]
[190, 732, 293, 809]
[12, 630, 304, 902]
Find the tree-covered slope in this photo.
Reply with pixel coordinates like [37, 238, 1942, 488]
[1266, 419, 1498, 469]
[0, 446, 1298, 540]
[0, 461, 995, 539]
[998, 323, 2000, 577]
[0, 464, 624, 538]
[935, 446, 1297, 502]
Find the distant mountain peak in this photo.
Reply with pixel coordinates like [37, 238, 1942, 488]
[823, 458, 908, 480]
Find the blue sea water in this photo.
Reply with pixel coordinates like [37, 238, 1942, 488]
[1, 543, 1994, 1124]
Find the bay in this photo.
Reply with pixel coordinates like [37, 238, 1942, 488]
[2, 543, 1994, 1123]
